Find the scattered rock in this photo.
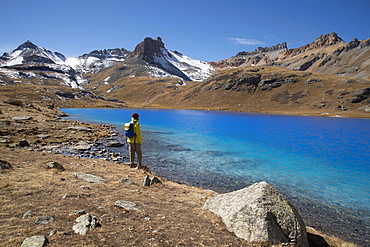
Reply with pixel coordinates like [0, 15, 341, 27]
[21, 235, 48, 247]
[13, 115, 33, 121]
[364, 105, 370, 112]
[142, 175, 162, 186]
[37, 134, 50, 139]
[0, 160, 12, 170]
[72, 213, 100, 235]
[150, 176, 162, 186]
[120, 178, 135, 185]
[69, 210, 87, 218]
[143, 175, 151, 187]
[72, 141, 92, 151]
[336, 105, 348, 111]
[22, 211, 34, 219]
[72, 172, 105, 183]
[114, 200, 139, 211]
[105, 141, 125, 147]
[204, 181, 309, 247]
[316, 103, 326, 109]
[4, 99, 23, 106]
[34, 216, 54, 225]
[68, 126, 92, 132]
[305, 78, 322, 84]
[19, 139, 30, 147]
[43, 161, 65, 171]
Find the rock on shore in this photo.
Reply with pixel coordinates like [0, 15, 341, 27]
[204, 181, 309, 247]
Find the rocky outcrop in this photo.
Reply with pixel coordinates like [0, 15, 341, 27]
[212, 43, 287, 69]
[282, 32, 343, 58]
[212, 33, 369, 79]
[237, 42, 288, 56]
[350, 87, 370, 103]
[80, 48, 130, 60]
[130, 37, 165, 63]
[128, 37, 192, 81]
[204, 181, 309, 247]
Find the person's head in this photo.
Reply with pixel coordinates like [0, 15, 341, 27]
[132, 113, 139, 120]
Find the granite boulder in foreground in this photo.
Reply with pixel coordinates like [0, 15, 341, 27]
[203, 181, 309, 247]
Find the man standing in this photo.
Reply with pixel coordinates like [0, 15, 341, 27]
[125, 113, 142, 169]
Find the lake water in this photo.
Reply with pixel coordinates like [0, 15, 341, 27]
[62, 108, 370, 244]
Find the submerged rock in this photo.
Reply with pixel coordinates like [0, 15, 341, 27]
[204, 181, 309, 247]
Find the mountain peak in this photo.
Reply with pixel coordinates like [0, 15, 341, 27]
[311, 32, 343, 48]
[130, 37, 165, 62]
[16, 40, 40, 51]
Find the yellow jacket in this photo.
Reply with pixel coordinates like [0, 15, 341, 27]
[125, 117, 142, 144]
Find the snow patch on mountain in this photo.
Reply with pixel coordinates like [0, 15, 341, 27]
[151, 48, 213, 81]
[64, 56, 126, 74]
[167, 50, 213, 81]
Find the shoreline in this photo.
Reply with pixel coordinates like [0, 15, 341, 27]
[0, 102, 364, 246]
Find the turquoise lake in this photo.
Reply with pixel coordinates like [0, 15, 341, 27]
[62, 108, 370, 243]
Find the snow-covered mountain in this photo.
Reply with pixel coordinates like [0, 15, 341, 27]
[0, 40, 67, 66]
[0, 38, 214, 89]
[0, 41, 85, 88]
[65, 48, 131, 73]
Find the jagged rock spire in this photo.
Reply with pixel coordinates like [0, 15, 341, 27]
[130, 37, 165, 63]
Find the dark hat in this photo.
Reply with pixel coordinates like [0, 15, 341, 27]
[132, 113, 139, 119]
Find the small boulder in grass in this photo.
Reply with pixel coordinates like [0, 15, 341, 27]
[21, 235, 48, 247]
[73, 213, 100, 235]
[114, 200, 139, 211]
[0, 160, 12, 170]
[43, 161, 65, 171]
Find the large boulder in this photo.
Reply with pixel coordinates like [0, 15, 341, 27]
[203, 181, 309, 247]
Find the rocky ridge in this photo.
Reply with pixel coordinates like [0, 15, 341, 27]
[212, 33, 370, 80]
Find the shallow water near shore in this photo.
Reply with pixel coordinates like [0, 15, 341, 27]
[62, 108, 370, 244]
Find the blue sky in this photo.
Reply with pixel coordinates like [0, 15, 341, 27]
[1, 0, 369, 61]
